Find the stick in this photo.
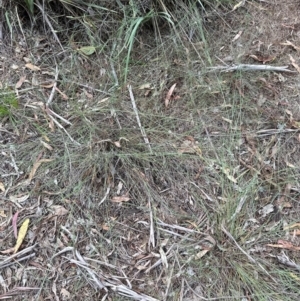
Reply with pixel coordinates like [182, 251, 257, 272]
[208, 64, 296, 73]
[127, 85, 152, 153]
[46, 65, 59, 106]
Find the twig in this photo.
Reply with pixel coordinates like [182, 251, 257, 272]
[157, 219, 203, 234]
[46, 65, 59, 106]
[46, 107, 72, 125]
[99, 187, 111, 206]
[75, 250, 107, 291]
[51, 246, 74, 262]
[127, 85, 152, 153]
[256, 128, 299, 137]
[208, 64, 296, 73]
[0, 244, 37, 269]
[277, 252, 300, 271]
[48, 114, 80, 146]
[157, 228, 196, 241]
[148, 199, 155, 248]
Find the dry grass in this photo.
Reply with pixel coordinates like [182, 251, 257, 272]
[1, 0, 300, 300]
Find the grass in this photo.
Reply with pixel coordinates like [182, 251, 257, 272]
[1, 0, 300, 300]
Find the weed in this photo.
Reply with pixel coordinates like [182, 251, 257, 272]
[0, 88, 18, 118]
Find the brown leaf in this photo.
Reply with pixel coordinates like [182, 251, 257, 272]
[0, 181, 5, 192]
[50, 205, 68, 216]
[281, 40, 300, 51]
[28, 158, 53, 182]
[165, 83, 177, 107]
[111, 195, 130, 203]
[15, 76, 26, 89]
[55, 87, 68, 100]
[0, 247, 15, 254]
[40, 83, 54, 88]
[25, 63, 40, 71]
[232, 30, 243, 42]
[249, 54, 276, 64]
[289, 55, 300, 73]
[284, 223, 300, 230]
[266, 240, 300, 251]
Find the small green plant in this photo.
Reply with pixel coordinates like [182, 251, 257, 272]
[24, 0, 35, 15]
[0, 89, 18, 117]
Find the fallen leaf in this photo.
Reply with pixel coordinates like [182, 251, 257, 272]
[23, 57, 31, 63]
[15, 76, 26, 89]
[289, 55, 300, 73]
[222, 167, 237, 183]
[14, 218, 30, 254]
[50, 205, 68, 216]
[221, 117, 232, 124]
[28, 158, 54, 182]
[232, 0, 245, 11]
[102, 223, 110, 231]
[159, 247, 168, 268]
[266, 239, 300, 251]
[111, 195, 130, 203]
[139, 83, 152, 90]
[178, 138, 202, 156]
[9, 194, 30, 205]
[259, 204, 274, 217]
[195, 249, 210, 259]
[25, 63, 40, 71]
[249, 54, 275, 64]
[0, 247, 15, 254]
[284, 223, 300, 230]
[60, 288, 71, 299]
[77, 46, 96, 56]
[281, 40, 300, 51]
[291, 120, 300, 129]
[290, 273, 300, 281]
[292, 230, 300, 236]
[113, 141, 121, 148]
[40, 83, 54, 88]
[232, 30, 243, 42]
[40, 140, 53, 151]
[55, 87, 68, 100]
[165, 83, 177, 107]
[0, 182, 5, 192]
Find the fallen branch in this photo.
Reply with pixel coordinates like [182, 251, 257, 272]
[208, 64, 296, 73]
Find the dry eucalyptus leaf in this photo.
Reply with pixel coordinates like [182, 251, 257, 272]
[111, 195, 130, 203]
[50, 205, 68, 216]
[15, 76, 26, 89]
[0, 181, 5, 192]
[25, 63, 41, 71]
[165, 83, 177, 107]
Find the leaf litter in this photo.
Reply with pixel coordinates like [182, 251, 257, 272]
[1, 0, 300, 300]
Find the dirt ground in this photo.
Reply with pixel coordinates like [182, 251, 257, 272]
[1, 0, 300, 300]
